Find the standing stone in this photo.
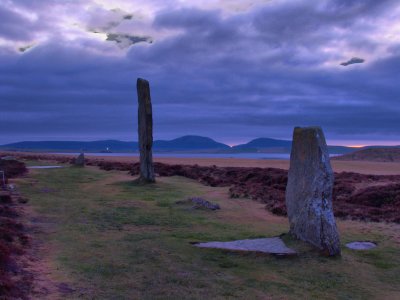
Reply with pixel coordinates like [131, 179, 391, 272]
[137, 78, 155, 183]
[285, 126, 340, 256]
[74, 152, 85, 167]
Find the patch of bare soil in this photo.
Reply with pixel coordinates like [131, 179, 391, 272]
[23, 207, 78, 299]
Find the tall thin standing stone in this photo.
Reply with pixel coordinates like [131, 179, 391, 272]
[285, 126, 341, 256]
[137, 78, 155, 183]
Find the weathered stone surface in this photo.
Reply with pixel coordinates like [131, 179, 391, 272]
[195, 237, 296, 255]
[285, 126, 341, 256]
[74, 153, 85, 167]
[137, 78, 155, 183]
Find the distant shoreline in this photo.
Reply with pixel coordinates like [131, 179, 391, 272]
[50, 152, 342, 160]
[3, 151, 400, 175]
[56, 152, 292, 160]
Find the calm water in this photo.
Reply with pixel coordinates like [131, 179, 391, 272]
[54, 152, 340, 160]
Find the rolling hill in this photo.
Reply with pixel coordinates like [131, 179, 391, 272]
[0, 136, 229, 153]
[333, 147, 400, 162]
[232, 138, 353, 154]
[154, 136, 230, 151]
[232, 138, 292, 152]
[0, 135, 360, 154]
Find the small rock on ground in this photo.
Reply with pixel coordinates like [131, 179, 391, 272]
[176, 197, 220, 210]
[346, 241, 377, 250]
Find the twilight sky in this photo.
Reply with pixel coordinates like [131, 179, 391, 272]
[1, 0, 400, 146]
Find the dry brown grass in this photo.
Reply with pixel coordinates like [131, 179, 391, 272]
[78, 154, 400, 175]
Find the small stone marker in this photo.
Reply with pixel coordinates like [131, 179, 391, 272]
[285, 126, 341, 256]
[74, 153, 85, 167]
[137, 78, 155, 183]
[176, 197, 220, 210]
[194, 237, 296, 255]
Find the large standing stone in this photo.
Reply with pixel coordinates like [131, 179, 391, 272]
[137, 78, 155, 183]
[285, 126, 340, 256]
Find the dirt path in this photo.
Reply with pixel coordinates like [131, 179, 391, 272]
[12, 175, 79, 299]
[23, 207, 77, 299]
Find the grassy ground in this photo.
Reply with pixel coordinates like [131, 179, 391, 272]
[15, 165, 400, 299]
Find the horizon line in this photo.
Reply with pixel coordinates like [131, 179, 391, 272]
[0, 135, 399, 148]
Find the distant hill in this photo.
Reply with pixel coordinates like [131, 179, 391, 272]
[154, 136, 230, 151]
[232, 138, 353, 154]
[233, 138, 292, 151]
[0, 135, 371, 155]
[333, 147, 400, 162]
[327, 145, 355, 155]
[0, 136, 229, 153]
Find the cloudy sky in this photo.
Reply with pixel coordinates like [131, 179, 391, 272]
[1, 0, 400, 146]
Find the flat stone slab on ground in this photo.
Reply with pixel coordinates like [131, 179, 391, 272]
[346, 241, 377, 250]
[194, 237, 296, 255]
[28, 166, 63, 169]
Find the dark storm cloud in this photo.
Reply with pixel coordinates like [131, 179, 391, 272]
[85, 7, 152, 48]
[0, 0, 399, 144]
[129, 6, 400, 141]
[249, 0, 399, 64]
[340, 57, 365, 66]
[106, 34, 152, 48]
